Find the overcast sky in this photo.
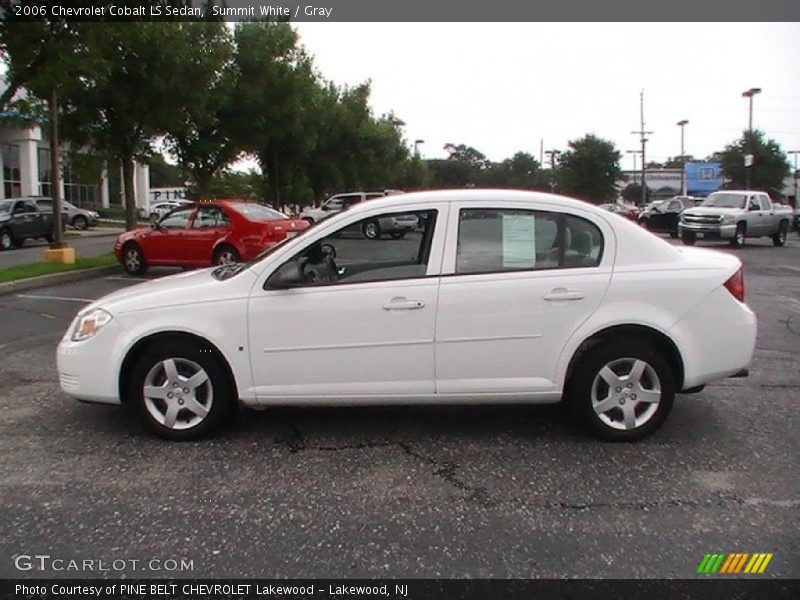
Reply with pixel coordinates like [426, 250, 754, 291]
[293, 22, 800, 170]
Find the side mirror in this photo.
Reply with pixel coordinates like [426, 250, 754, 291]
[265, 261, 305, 289]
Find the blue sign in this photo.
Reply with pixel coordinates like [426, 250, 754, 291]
[685, 162, 723, 196]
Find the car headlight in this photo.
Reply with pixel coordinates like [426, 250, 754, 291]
[71, 308, 113, 341]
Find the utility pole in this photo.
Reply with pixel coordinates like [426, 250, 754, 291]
[677, 119, 689, 196]
[742, 87, 761, 190]
[789, 150, 799, 208]
[544, 149, 561, 192]
[631, 90, 653, 206]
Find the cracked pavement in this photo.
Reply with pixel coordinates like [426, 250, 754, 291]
[0, 237, 798, 579]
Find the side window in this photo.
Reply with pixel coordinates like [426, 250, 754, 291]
[20, 200, 38, 213]
[758, 196, 770, 211]
[160, 207, 193, 229]
[274, 210, 436, 286]
[193, 206, 229, 229]
[456, 208, 603, 275]
[748, 196, 760, 211]
[36, 200, 54, 212]
[325, 199, 342, 211]
[668, 201, 681, 212]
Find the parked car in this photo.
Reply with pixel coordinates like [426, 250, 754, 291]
[639, 196, 701, 238]
[0, 197, 65, 250]
[139, 200, 192, 223]
[679, 191, 792, 247]
[59, 189, 756, 442]
[793, 207, 800, 233]
[34, 198, 99, 230]
[299, 190, 404, 225]
[598, 203, 638, 222]
[113, 200, 309, 275]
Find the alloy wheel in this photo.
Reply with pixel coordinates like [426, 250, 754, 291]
[142, 358, 214, 431]
[591, 357, 662, 431]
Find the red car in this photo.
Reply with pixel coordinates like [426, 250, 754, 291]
[598, 202, 639, 222]
[114, 200, 309, 275]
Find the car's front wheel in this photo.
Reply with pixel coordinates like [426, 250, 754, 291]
[569, 338, 675, 441]
[362, 220, 381, 240]
[730, 223, 746, 248]
[772, 221, 788, 247]
[72, 215, 88, 230]
[681, 232, 696, 246]
[122, 243, 148, 276]
[0, 228, 14, 251]
[128, 340, 235, 440]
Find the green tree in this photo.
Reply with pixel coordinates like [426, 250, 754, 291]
[483, 152, 541, 188]
[58, 22, 220, 229]
[165, 21, 237, 199]
[229, 22, 319, 207]
[717, 130, 789, 198]
[557, 134, 621, 203]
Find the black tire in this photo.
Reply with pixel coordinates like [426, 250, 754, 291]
[0, 228, 13, 251]
[641, 218, 650, 230]
[390, 231, 406, 239]
[568, 338, 675, 441]
[212, 245, 241, 266]
[669, 230, 679, 239]
[730, 222, 746, 248]
[362, 219, 381, 240]
[681, 232, 696, 246]
[44, 232, 54, 244]
[772, 221, 788, 247]
[121, 242, 148, 276]
[302, 217, 315, 225]
[72, 215, 88, 230]
[127, 340, 236, 440]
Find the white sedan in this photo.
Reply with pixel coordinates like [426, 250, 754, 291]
[57, 190, 756, 441]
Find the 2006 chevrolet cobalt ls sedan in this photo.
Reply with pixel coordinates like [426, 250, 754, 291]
[57, 190, 756, 441]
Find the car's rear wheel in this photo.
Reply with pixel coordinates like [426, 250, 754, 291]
[681, 232, 696, 246]
[772, 221, 788, 247]
[122, 243, 148, 276]
[0, 228, 13, 250]
[72, 215, 88, 230]
[730, 223, 746, 248]
[129, 341, 235, 440]
[212, 245, 241, 266]
[569, 338, 675, 441]
[362, 220, 381, 240]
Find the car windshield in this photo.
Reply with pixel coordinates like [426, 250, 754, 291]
[0, 200, 12, 214]
[701, 193, 746, 209]
[229, 203, 287, 221]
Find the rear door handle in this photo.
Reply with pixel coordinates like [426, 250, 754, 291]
[382, 297, 425, 311]
[543, 288, 585, 301]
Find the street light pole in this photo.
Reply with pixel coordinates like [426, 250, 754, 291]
[742, 88, 761, 190]
[788, 150, 799, 209]
[677, 119, 688, 196]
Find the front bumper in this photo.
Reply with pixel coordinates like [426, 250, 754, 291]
[56, 321, 124, 405]
[678, 222, 737, 240]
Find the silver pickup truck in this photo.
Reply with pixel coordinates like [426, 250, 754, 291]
[678, 190, 792, 247]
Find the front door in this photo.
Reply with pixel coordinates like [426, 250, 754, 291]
[435, 203, 613, 395]
[185, 204, 230, 265]
[147, 206, 195, 264]
[247, 206, 445, 400]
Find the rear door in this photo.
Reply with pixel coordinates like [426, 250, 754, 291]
[435, 201, 613, 395]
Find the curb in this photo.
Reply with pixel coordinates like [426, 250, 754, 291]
[0, 264, 122, 296]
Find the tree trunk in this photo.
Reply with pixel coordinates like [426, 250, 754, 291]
[196, 171, 212, 200]
[49, 90, 64, 247]
[122, 155, 137, 231]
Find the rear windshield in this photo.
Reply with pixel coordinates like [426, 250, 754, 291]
[701, 193, 745, 209]
[229, 203, 287, 221]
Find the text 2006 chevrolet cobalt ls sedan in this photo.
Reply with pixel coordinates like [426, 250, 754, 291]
[57, 190, 756, 441]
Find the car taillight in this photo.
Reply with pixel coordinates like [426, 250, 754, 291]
[724, 267, 745, 302]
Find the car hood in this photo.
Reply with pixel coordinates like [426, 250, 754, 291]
[83, 267, 257, 316]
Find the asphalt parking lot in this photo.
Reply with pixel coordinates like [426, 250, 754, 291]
[0, 234, 798, 579]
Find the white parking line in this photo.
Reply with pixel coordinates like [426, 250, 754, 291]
[17, 294, 93, 303]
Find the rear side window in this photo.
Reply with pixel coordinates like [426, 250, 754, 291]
[758, 196, 770, 211]
[456, 208, 603, 274]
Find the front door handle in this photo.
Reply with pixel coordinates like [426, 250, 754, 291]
[543, 288, 585, 301]
[382, 297, 425, 311]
